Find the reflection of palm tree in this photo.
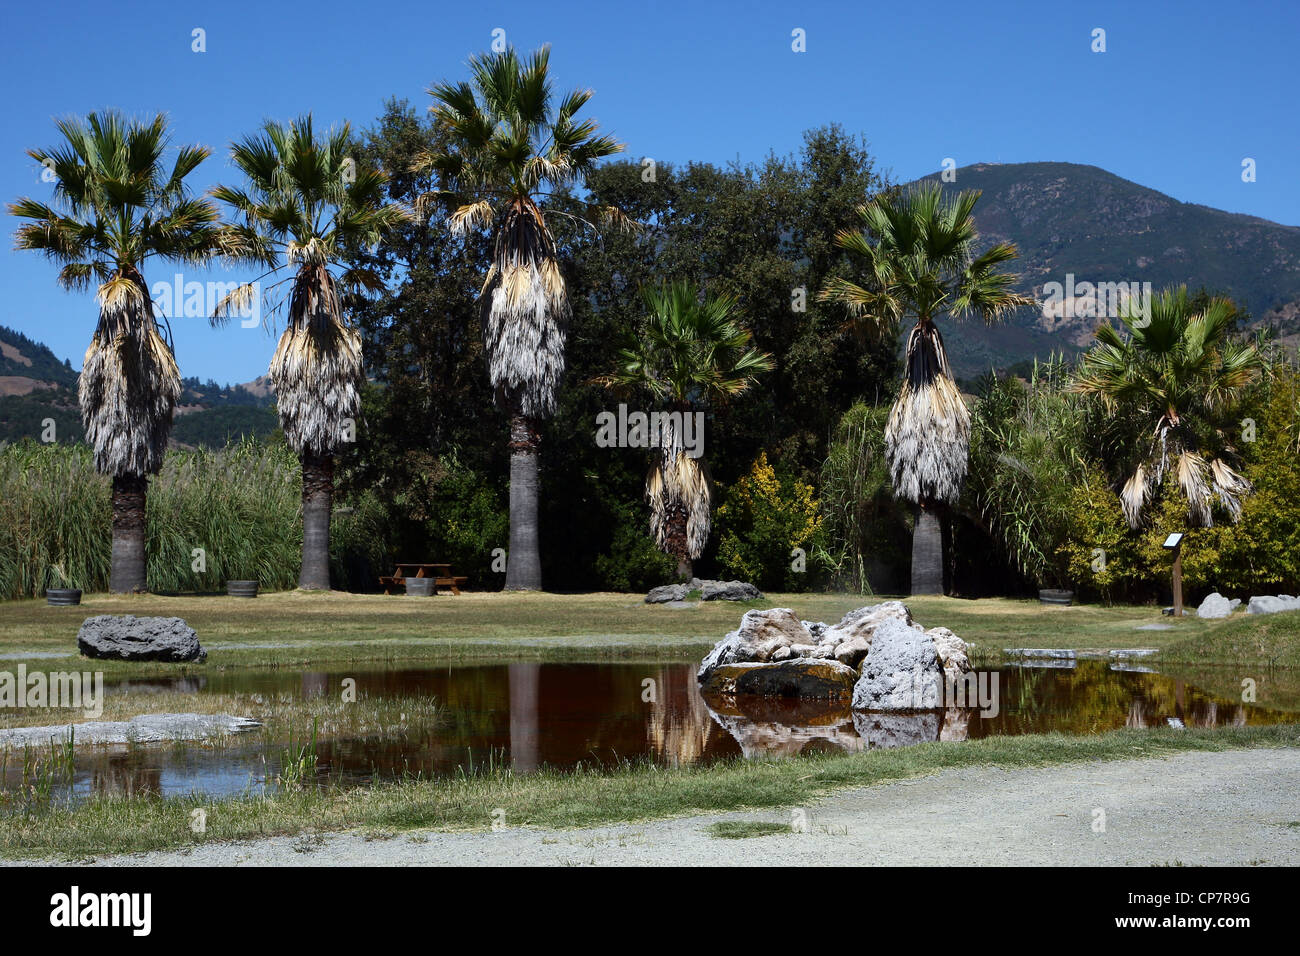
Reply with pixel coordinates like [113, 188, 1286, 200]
[645, 665, 715, 767]
[508, 663, 539, 772]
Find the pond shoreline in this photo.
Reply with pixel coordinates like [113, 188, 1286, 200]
[8, 741, 1299, 866]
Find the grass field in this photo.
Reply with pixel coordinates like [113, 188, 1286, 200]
[3, 590, 1297, 674]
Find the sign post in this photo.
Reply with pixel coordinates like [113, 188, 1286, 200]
[1163, 533, 1185, 617]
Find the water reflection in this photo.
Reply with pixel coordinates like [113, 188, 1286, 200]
[0, 660, 1292, 806]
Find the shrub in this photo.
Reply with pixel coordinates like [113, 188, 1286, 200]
[715, 451, 824, 591]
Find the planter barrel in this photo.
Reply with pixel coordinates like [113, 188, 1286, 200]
[1039, 588, 1074, 606]
[405, 577, 435, 597]
[227, 580, 259, 598]
[45, 588, 82, 606]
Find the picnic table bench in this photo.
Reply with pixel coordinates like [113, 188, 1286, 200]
[379, 562, 467, 595]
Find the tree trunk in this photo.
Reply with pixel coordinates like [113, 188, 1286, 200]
[911, 501, 944, 596]
[110, 473, 148, 593]
[505, 414, 543, 591]
[299, 452, 334, 591]
[664, 503, 692, 581]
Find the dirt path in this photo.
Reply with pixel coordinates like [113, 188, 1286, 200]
[27, 748, 1300, 867]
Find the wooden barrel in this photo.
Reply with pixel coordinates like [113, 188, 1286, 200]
[227, 580, 259, 598]
[45, 588, 82, 606]
[405, 577, 435, 596]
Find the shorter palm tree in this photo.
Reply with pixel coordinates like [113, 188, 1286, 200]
[1072, 286, 1263, 528]
[9, 112, 221, 592]
[211, 116, 408, 589]
[819, 183, 1031, 594]
[599, 281, 774, 579]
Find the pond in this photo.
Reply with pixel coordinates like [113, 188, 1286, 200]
[1, 659, 1294, 806]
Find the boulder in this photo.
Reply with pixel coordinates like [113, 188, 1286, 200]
[851, 617, 943, 711]
[699, 580, 764, 602]
[77, 615, 206, 663]
[700, 659, 858, 700]
[1196, 592, 1238, 619]
[820, 600, 912, 650]
[646, 584, 689, 604]
[697, 607, 813, 681]
[1247, 594, 1300, 615]
[927, 626, 971, 681]
[833, 636, 871, 668]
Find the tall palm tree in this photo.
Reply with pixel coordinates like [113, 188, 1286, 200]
[9, 112, 221, 592]
[820, 184, 1031, 594]
[421, 44, 627, 590]
[599, 281, 773, 579]
[211, 116, 408, 590]
[1073, 286, 1263, 528]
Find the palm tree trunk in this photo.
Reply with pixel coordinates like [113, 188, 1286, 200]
[911, 501, 943, 595]
[506, 414, 543, 591]
[110, 473, 148, 593]
[299, 452, 333, 591]
[664, 504, 692, 580]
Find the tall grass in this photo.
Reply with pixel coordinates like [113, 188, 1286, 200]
[0, 438, 390, 598]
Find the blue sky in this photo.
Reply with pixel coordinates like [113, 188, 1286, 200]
[3, 0, 1298, 384]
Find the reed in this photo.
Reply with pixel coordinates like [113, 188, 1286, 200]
[0, 439, 389, 598]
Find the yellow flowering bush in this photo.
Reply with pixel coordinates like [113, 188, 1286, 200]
[715, 452, 824, 591]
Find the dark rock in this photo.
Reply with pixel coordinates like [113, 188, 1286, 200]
[700, 659, 858, 700]
[646, 584, 689, 604]
[77, 615, 207, 663]
[699, 580, 764, 601]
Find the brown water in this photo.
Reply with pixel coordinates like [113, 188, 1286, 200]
[1, 660, 1293, 806]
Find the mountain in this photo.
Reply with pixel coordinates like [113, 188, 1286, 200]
[0, 325, 277, 449]
[907, 162, 1300, 377]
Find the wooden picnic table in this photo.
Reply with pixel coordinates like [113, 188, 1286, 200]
[379, 563, 467, 595]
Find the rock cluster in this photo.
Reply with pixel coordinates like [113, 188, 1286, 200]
[77, 615, 207, 663]
[646, 578, 764, 603]
[1247, 594, 1300, 615]
[1196, 592, 1300, 617]
[697, 602, 970, 710]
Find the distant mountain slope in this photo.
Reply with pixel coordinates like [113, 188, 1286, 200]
[908, 162, 1300, 376]
[0, 325, 78, 391]
[0, 325, 276, 449]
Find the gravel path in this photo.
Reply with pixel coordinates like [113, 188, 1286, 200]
[24, 748, 1300, 867]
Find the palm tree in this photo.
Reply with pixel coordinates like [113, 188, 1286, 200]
[9, 112, 221, 592]
[599, 281, 773, 579]
[820, 184, 1031, 594]
[1072, 286, 1263, 528]
[421, 45, 627, 590]
[211, 116, 408, 590]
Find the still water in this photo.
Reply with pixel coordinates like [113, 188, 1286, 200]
[1, 660, 1293, 805]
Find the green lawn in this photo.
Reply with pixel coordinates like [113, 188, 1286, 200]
[2, 590, 1296, 675]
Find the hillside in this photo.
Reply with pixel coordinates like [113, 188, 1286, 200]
[0, 325, 276, 449]
[908, 162, 1300, 376]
